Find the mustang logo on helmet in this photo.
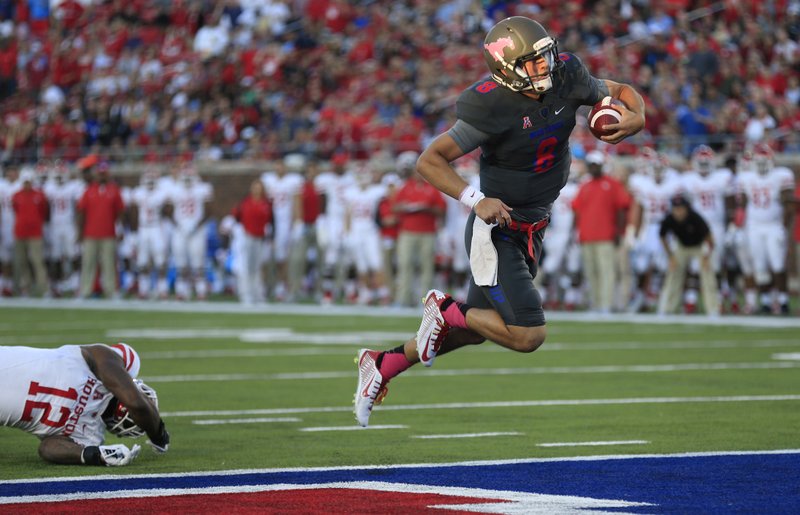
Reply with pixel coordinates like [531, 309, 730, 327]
[484, 37, 516, 63]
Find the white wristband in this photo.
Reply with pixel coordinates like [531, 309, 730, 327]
[459, 185, 485, 209]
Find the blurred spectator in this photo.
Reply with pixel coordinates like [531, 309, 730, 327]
[572, 151, 631, 314]
[744, 103, 777, 144]
[11, 167, 48, 296]
[392, 152, 446, 307]
[76, 159, 124, 299]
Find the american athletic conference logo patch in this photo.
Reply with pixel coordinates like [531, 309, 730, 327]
[522, 116, 532, 129]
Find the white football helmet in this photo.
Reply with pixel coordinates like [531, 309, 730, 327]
[751, 142, 774, 175]
[103, 380, 159, 438]
[691, 145, 716, 176]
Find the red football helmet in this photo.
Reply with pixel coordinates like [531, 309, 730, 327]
[103, 379, 159, 438]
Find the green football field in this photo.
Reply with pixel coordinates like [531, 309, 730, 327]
[1, 302, 798, 481]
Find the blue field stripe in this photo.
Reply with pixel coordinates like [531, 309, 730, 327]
[2, 452, 799, 512]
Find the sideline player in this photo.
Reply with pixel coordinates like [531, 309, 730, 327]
[130, 169, 170, 299]
[736, 144, 795, 314]
[354, 16, 645, 426]
[168, 165, 213, 300]
[0, 343, 169, 466]
[625, 148, 680, 312]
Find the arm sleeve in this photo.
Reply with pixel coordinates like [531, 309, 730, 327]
[447, 119, 492, 154]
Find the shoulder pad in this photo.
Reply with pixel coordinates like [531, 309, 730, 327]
[456, 79, 516, 135]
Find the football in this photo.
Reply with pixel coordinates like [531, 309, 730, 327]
[588, 96, 624, 139]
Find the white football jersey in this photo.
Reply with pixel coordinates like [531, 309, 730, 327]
[169, 180, 213, 232]
[629, 172, 682, 228]
[344, 184, 386, 232]
[0, 178, 20, 232]
[262, 172, 303, 223]
[0, 344, 139, 446]
[315, 171, 356, 222]
[131, 185, 169, 229]
[44, 179, 83, 226]
[681, 168, 733, 227]
[736, 167, 795, 225]
[549, 180, 578, 232]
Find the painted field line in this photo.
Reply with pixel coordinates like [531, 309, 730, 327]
[141, 361, 800, 383]
[138, 339, 800, 360]
[411, 432, 523, 440]
[4, 449, 800, 485]
[160, 394, 800, 418]
[191, 417, 301, 426]
[536, 440, 649, 448]
[299, 425, 407, 432]
[773, 353, 800, 360]
[6, 297, 800, 328]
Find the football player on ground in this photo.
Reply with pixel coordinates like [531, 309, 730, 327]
[130, 169, 171, 299]
[354, 16, 645, 426]
[624, 148, 681, 312]
[736, 143, 795, 314]
[0, 343, 169, 466]
[261, 154, 304, 301]
[168, 164, 213, 300]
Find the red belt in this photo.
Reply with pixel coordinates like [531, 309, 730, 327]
[505, 217, 549, 262]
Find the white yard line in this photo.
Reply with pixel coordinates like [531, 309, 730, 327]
[191, 417, 301, 425]
[299, 425, 407, 432]
[141, 361, 800, 383]
[773, 353, 800, 360]
[136, 339, 800, 360]
[536, 440, 649, 448]
[159, 394, 800, 418]
[411, 432, 523, 440]
[4, 297, 800, 328]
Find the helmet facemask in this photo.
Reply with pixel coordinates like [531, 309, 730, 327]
[103, 380, 159, 438]
[494, 37, 559, 93]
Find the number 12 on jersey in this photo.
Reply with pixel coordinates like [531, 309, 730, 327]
[21, 381, 78, 428]
[534, 136, 558, 173]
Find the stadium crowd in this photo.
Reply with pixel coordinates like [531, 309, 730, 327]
[0, 0, 798, 314]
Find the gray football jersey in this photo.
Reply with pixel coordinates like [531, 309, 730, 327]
[456, 52, 608, 222]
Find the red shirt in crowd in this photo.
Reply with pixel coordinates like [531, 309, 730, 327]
[393, 178, 446, 234]
[378, 196, 399, 240]
[12, 187, 49, 239]
[299, 180, 321, 224]
[571, 175, 632, 243]
[78, 181, 124, 239]
[232, 196, 272, 238]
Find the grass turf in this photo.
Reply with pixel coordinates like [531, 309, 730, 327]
[1, 306, 798, 480]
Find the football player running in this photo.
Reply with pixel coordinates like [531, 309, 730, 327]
[0, 343, 169, 466]
[354, 16, 645, 426]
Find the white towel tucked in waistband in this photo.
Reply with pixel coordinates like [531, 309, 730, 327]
[469, 217, 498, 287]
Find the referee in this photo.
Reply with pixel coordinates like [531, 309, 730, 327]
[657, 195, 720, 316]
